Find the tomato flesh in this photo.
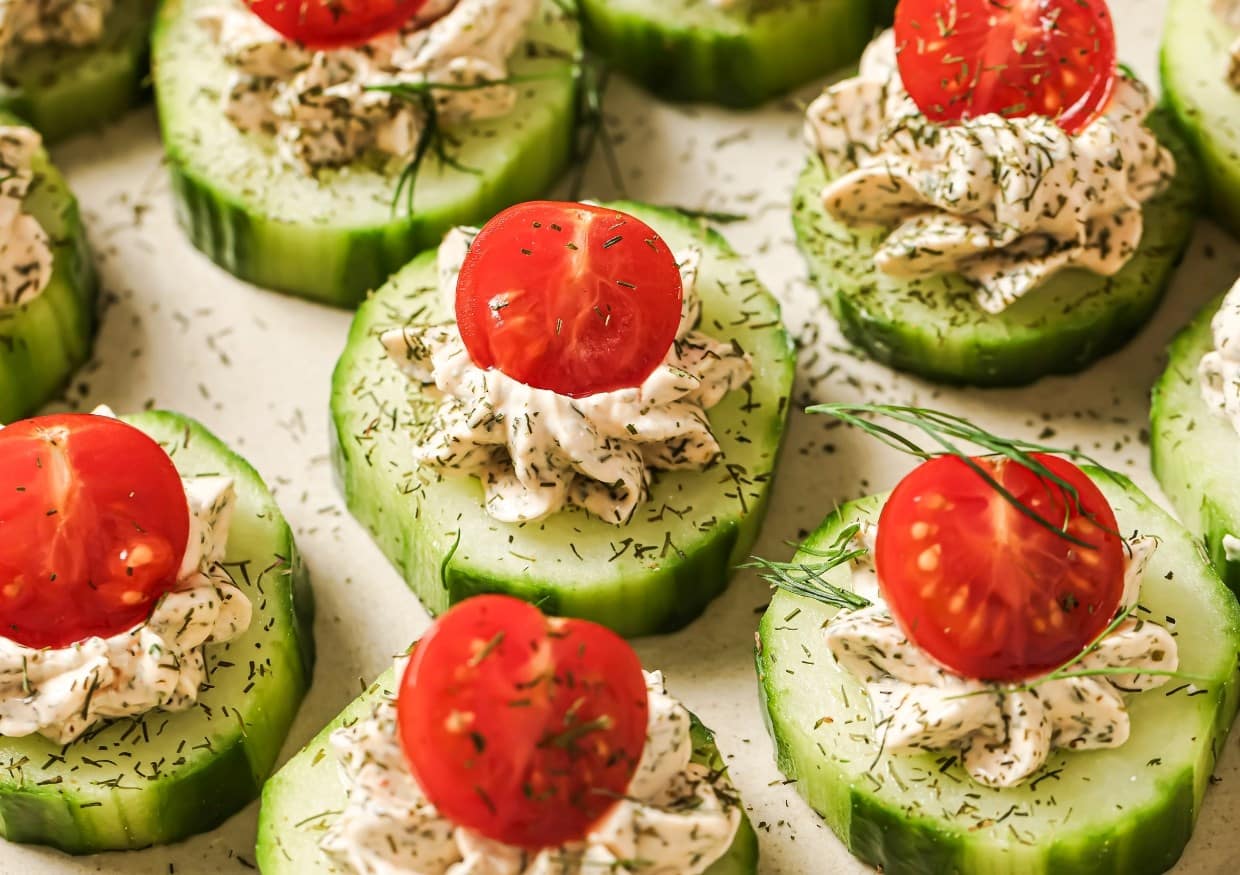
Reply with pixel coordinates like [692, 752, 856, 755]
[244, 0, 430, 50]
[455, 201, 684, 398]
[875, 454, 1125, 682]
[893, 0, 1117, 134]
[0, 414, 190, 649]
[398, 595, 650, 848]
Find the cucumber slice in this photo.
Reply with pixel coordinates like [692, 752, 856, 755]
[792, 109, 1204, 386]
[578, 0, 873, 108]
[0, 118, 97, 424]
[330, 202, 795, 636]
[0, 0, 155, 143]
[0, 410, 315, 854]
[152, 0, 579, 308]
[257, 668, 759, 874]
[756, 474, 1240, 875]
[1161, 0, 1240, 237]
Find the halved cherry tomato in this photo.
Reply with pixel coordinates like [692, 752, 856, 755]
[875, 454, 1125, 681]
[893, 0, 1117, 134]
[0, 414, 190, 649]
[455, 201, 684, 398]
[245, 0, 429, 50]
[398, 595, 650, 848]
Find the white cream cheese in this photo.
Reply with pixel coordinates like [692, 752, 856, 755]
[197, 0, 535, 171]
[0, 473, 253, 744]
[0, 126, 53, 308]
[826, 526, 1178, 788]
[321, 668, 742, 875]
[381, 228, 753, 526]
[0, 0, 111, 60]
[804, 30, 1175, 314]
[1199, 278, 1240, 433]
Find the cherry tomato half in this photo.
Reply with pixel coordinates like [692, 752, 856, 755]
[245, 0, 429, 50]
[893, 0, 1117, 134]
[455, 201, 684, 398]
[0, 414, 190, 649]
[875, 454, 1125, 682]
[398, 595, 650, 848]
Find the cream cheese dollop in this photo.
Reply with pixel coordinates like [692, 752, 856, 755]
[380, 228, 753, 526]
[0, 469, 252, 744]
[0, 0, 111, 61]
[197, 0, 536, 171]
[825, 525, 1178, 788]
[804, 30, 1175, 314]
[0, 126, 53, 308]
[1199, 277, 1240, 433]
[321, 668, 742, 875]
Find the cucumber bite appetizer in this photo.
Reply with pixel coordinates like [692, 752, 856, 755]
[258, 594, 758, 874]
[0, 408, 314, 852]
[0, 118, 97, 424]
[0, 0, 153, 141]
[578, 0, 873, 108]
[1163, 0, 1240, 236]
[756, 406, 1240, 875]
[153, 0, 579, 306]
[793, 0, 1202, 386]
[331, 200, 794, 635]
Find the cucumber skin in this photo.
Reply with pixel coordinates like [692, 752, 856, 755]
[0, 411, 315, 853]
[1160, 0, 1240, 238]
[756, 477, 1240, 875]
[578, 0, 873, 107]
[792, 109, 1204, 387]
[0, 121, 97, 424]
[257, 669, 759, 875]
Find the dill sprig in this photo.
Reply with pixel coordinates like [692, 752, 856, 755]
[807, 403, 1118, 549]
[745, 523, 872, 611]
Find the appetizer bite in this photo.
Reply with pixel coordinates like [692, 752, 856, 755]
[0, 0, 152, 140]
[793, 0, 1202, 386]
[257, 594, 758, 874]
[0, 117, 96, 424]
[0, 409, 314, 852]
[152, 0, 579, 306]
[756, 405, 1240, 875]
[579, 0, 874, 108]
[1163, 0, 1240, 236]
[331, 200, 794, 635]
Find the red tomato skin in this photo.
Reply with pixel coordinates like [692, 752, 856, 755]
[455, 201, 684, 398]
[875, 454, 1125, 682]
[893, 0, 1117, 134]
[398, 595, 650, 849]
[0, 414, 190, 649]
[244, 0, 430, 50]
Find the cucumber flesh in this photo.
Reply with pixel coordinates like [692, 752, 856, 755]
[1161, 0, 1240, 237]
[257, 668, 759, 874]
[0, 411, 315, 854]
[0, 118, 97, 424]
[792, 109, 1204, 386]
[579, 0, 873, 108]
[153, 0, 579, 308]
[330, 202, 795, 637]
[756, 475, 1240, 875]
[0, 0, 154, 143]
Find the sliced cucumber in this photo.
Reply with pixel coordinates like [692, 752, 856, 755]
[152, 0, 579, 308]
[1162, 0, 1240, 237]
[756, 474, 1240, 875]
[0, 0, 155, 143]
[578, 0, 873, 108]
[0, 410, 315, 854]
[330, 202, 794, 636]
[0, 117, 97, 424]
[792, 109, 1204, 386]
[257, 667, 759, 874]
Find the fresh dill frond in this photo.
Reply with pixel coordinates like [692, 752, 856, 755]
[745, 523, 871, 611]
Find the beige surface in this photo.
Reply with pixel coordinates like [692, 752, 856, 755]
[6, 0, 1239, 871]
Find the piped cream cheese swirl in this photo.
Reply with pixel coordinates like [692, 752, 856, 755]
[0, 0, 111, 60]
[0, 126, 53, 308]
[804, 31, 1175, 314]
[1198, 277, 1240, 433]
[381, 228, 753, 526]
